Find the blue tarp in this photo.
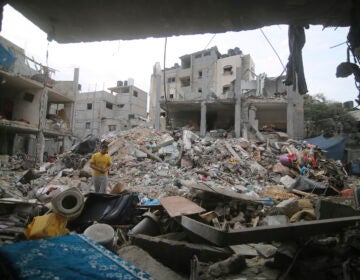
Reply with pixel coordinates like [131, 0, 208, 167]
[0, 43, 16, 69]
[304, 135, 346, 160]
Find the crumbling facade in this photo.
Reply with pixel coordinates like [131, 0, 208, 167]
[0, 35, 78, 165]
[150, 46, 304, 140]
[74, 79, 148, 138]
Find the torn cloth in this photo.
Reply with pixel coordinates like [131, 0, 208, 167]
[284, 25, 308, 95]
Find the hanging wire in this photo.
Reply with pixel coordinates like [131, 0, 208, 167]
[46, 41, 50, 67]
[260, 28, 286, 70]
[329, 41, 347, 49]
[163, 37, 172, 128]
[204, 34, 216, 50]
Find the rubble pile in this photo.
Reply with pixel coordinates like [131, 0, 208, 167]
[0, 126, 359, 279]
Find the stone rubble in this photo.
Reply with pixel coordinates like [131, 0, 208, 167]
[0, 125, 359, 279]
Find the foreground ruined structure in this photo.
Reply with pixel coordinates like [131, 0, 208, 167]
[0, 35, 78, 166]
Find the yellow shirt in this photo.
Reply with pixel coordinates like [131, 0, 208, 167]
[90, 152, 112, 175]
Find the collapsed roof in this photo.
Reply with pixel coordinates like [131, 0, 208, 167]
[2, 0, 356, 43]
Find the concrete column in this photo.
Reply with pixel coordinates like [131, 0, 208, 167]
[154, 73, 161, 130]
[27, 134, 37, 157]
[234, 67, 242, 138]
[13, 134, 26, 154]
[73, 68, 80, 96]
[200, 101, 207, 137]
[36, 131, 45, 165]
[36, 87, 48, 165]
[70, 68, 80, 132]
[64, 103, 73, 129]
[248, 105, 258, 130]
[286, 86, 304, 140]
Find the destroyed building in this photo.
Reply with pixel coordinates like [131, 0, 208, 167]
[0, 1, 359, 280]
[150, 46, 304, 140]
[0, 35, 78, 165]
[74, 79, 148, 138]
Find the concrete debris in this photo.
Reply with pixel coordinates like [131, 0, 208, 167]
[0, 126, 360, 279]
[117, 245, 187, 280]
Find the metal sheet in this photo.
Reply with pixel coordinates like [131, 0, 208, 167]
[159, 196, 205, 218]
[181, 215, 360, 246]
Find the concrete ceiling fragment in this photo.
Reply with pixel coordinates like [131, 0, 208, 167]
[1, 0, 355, 43]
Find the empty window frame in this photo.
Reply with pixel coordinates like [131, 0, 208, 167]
[194, 53, 202, 59]
[198, 70, 202, 79]
[108, 125, 116, 131]
[85, 122, 91, 129]
[23, 92, 34, 102]
[117, 104, 125, 108]
[180, 76, 190, 87]
[223, 65, 233, 75]
[223, 85, 230, 94]
[106, 102, 113, 109]
[87, 103, 92, 110]
[167, 77, 175, 83]
[133, 91, 138, 97]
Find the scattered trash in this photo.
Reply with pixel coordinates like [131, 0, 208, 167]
[0, 126, 359, 279]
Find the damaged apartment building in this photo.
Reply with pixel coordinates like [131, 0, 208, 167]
[73, 79, 148, 139]
[0, 35, 78, 165]
[150, 46, 304, 140]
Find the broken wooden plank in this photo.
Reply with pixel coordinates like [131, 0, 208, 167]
[290, 189, 317, 197]
[181, 215, 360, 246]
[159, 196, 205, 218]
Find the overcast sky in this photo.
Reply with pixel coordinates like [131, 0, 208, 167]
[0, 4, 357, 103]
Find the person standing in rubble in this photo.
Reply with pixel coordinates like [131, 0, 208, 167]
[90, 142, 112, 193]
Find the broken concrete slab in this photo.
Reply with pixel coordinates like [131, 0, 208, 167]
[180, 180, 261, 204]
[117, 245, 187, 280]
[274, 198, 299, 217]
[280, 175, 296, 189]
[265, 215, 289, 226]
[152, 134, 174, 152]
[251, 243, 278, 258]
[131, 233, 232, 274]
[201, 254, 246, 279]
[230, 244, 258, 256]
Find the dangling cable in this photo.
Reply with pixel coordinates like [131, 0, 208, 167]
[163, 37, 172, 128]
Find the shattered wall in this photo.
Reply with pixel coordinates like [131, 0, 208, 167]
[3, 88, 42, 126]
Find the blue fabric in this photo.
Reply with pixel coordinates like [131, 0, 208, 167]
[0, 234, 154, 280]
[0, 43, 16, 69]
[304, 135, 346, 160]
